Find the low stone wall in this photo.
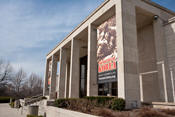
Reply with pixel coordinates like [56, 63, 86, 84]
[152, 102, 175, 109]
[46, 106, 98, 117]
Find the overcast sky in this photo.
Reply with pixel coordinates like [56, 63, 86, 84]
[0, 0, 175, 77]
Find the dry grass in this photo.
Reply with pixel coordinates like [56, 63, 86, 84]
[93, 107, 175, 117]
[95, 108, 116, 117]
[68, 106, 175, 117]
[55, 99, 175, 117]
[93, 108, 130, 117]
[136, 107, 168, 117]
[161, 109, 175, 116]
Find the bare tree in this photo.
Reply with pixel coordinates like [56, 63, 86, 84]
[34, 76, 43, 94]
[20, 80, 30, 97]
[11, 68, 26, 95]
[0, 59, 13, 88]
[0, 59, 43, 98]
[19, 73, 43, 97]
[28, 73, 37, 90]
[27, 73, 43, 96]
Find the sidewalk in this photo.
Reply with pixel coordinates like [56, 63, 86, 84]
[0, 103, 26, 117]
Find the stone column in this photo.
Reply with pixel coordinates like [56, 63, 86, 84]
[58, 48, 67, 98]
[69, 39, 80, 98]
[153, 19, 173, 102]
[170, 68, 175, 102]
[43, 59, 49, 96]
[116, 0, 140, 108]
[49, 55, 57, 99]
[65, 62, 70, 98]
[87, 24, 98, 96]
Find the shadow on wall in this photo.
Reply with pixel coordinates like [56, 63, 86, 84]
[164, 20, 175, 102]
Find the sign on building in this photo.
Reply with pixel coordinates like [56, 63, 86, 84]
[97, 16, 117, 84]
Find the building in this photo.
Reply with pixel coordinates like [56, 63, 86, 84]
[43, 0, 175, 108]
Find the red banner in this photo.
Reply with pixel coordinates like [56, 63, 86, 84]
[97, 15, 117, 83]
[98, 57, 116, 73]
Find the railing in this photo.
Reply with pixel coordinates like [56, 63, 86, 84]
[23, 94, 46, 106]
[140, 61, 175, 103]
[139, 70, 158, 102]
[170, 68, 175, 102]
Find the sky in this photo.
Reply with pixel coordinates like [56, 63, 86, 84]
[0, 0, 175, 77]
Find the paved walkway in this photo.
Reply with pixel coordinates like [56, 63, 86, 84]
[0, 103, 26, 117]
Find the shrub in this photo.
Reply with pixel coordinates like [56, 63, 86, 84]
[84, 96, 114, 102]
[84, 96, 114, 107]
[54, 98, 69, 108]
[41, 96, 47, 100]
[67, 98, 80, 110]
[111, 98, 125, 111]
[55, 97, 126, 113]
[9, 101, 14, 108]
[0, 97, 11, 103]
[27, 115, 43, 117]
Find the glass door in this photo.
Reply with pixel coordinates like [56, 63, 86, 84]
[80, 56, 87, 98]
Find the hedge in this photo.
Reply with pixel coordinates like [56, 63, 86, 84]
[111, 98, 125, 111]
[54, 98, 70, 108]
[0, 97, 13, 103]
[9, 101, 14, 108]
[84, 96, 114, 105]
[55, 96, 125, 111]
[27, 115, 43, 117]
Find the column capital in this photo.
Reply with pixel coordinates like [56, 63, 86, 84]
[89, 24, 98, 29]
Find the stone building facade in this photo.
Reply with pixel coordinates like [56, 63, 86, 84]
[43, 0, 175, 108]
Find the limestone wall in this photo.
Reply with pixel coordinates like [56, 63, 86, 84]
[137, 24, 159, 102]
[165, 21, 175, 69]
[164, 20, 175, 101]
[138, 24, 157, 73]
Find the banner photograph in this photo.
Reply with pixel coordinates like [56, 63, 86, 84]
[48, 61, 52, 86]
[97, 16, 117, 84]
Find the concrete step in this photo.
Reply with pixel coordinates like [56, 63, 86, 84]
[152, 102, 175, 109]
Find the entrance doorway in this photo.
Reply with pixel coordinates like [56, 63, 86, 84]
[98, 82, 117, 96]
[80, 56, 87, 97]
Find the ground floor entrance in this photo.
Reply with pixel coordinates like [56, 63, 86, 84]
[79, 56, 118, 97]
[98, 82, 117, 96]
[80, 56, 87, 98]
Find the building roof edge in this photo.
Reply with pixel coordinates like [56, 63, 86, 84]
[142, 0, 175, 16]
[164, 17, 175, 25]
[46, 0, 175, 57]
[46, 0, 110, 57]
